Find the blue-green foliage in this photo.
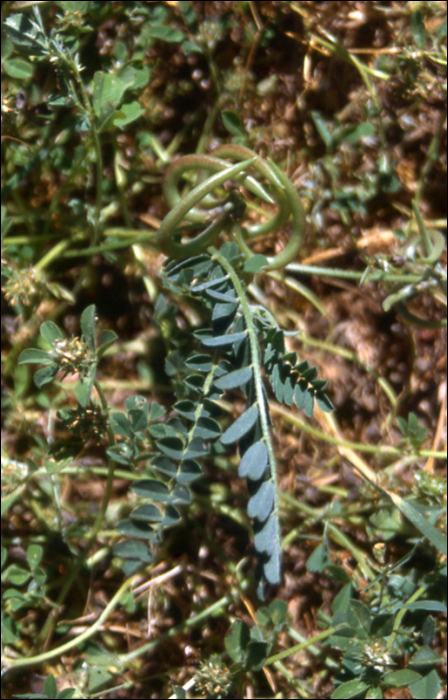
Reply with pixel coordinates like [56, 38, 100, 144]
[103, 242, 334, 588]
[17, 253, 333, 592]
[121, 242, 333, 594]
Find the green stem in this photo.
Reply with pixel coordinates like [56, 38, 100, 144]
[158, 158, 256, 257]
[3, 577, 133, 677]
[271, 403, 445, 459]
[386, 584, 427, 650]
[195, 97, 224, 155]
[60, 233, 158, 257]
[35, 238, 72, 272]
[412, 200, 435, 261]
[159, 146, 305, 270]
[90, 124, 104, 246]
[284, 262, 425, 283]
[396, 301, 447, 329]
[416, 108, 447, 203]
[265, 626, 338, 665]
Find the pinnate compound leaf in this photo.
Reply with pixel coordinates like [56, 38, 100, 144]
[115, 519, 156, 539]
[317, 392, 334, 413]
[183, 437, 208, 459]
[151, 456, 177, 479]
[113, 539, 152, 561]
[200, 331, 247, 348]
[302, 366, 318, 382]
[191, 275, 229, 292]
[294, 380, 307, 409]
[131, 503, 162, 522]
[220, 404, 259, 445]
[295, 381, 315, 416]
[162, 504, 181, 527]
[212, 301, 238, 324]
[312, 379, 328, 390]
[247, 480, 275, 521]
[192, 417, 222, 440]
[206, 288, 238, 304]
[167, 417, 193, 437]
[238, 440, 268, 480]
[185, 354, 213, 372]
[184, 374, 205, 393]
[156, 436, 185, 461]
[166, 254, 212, 278]
[303, 391, 314, 418]
[214, 366, 253, 390]
[201, 398, 223, 420]
[254, 512, 278, 556]
[264, 551, 282, 585]
[131, 479, 170, 502]
[283, 375, 295, 406]
[169, 484, 191, 505]
[173, 400, 197, 421]
[177, 460, 202, 484]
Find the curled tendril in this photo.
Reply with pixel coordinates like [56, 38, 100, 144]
[158, 144, 305, 271]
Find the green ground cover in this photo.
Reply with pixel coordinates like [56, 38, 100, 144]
[1, 2, 446, 698]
